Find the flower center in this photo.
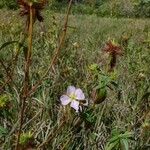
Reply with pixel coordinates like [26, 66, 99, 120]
[70, 93, 76, 100]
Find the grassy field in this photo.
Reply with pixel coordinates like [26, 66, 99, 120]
[0, 9, 150, 150]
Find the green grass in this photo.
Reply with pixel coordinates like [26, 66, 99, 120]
[0, 9, 150, 149]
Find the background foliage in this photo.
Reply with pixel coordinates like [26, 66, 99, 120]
[0, 0, 150, 149]
[0, 9, 150, 149]
[1, 0, 150, 17]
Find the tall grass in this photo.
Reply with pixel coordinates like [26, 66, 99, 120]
[0, 5, 150, 150]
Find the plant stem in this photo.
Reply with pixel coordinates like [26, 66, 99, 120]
[15, 3, 33, 150]
[27, 0, 73, 97]
[15, 0, 73, 148]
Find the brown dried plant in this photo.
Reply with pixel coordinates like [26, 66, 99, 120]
[17, 0, 47, 31]
[15, 0, 73, 149]
[103, 40, 122, 72]
[15, 1, 47, 149]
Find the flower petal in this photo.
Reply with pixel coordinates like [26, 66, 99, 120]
[67, 86, 76, 95]
[70, 100, 79, 112]
[75, 88, 85, 100]
[60, 95, 71, 105]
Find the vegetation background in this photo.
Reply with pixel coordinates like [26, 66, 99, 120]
[1, 0, 150, 17]
[0, 0, 150, 150]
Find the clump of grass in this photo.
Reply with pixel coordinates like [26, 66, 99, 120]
[19, 131, 35, 149]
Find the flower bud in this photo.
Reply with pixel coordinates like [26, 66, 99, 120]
[91, 87, 107, 104]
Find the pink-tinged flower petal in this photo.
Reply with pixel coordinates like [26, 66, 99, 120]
[67, 86, 76, 95]
[70, 100, 79, 112]
[60, 95, 71, 105]
[75, 88, 85, 100]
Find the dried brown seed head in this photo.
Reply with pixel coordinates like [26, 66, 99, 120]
[103, 40, 122, 55]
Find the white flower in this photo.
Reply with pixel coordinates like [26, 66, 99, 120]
[60, 86, 85, 112]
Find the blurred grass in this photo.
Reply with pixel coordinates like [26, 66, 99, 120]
[0, 9, 150, 149]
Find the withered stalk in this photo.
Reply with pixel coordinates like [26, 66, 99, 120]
[15, 2, 33, 150]
[15, 0, 73, 148]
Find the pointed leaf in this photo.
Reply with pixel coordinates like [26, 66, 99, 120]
[105, 140, 119, 150]
[0, 41, 18, 51]
[0, 126, 8, 138]
[121, 139, 129, 150]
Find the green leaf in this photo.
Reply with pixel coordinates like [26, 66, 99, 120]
[99, 75, 110, 87]
[119, 132, 133, 139]
[0, 126, 8, 138]
[105, 139, 119, 150]
[0, 41, 18, 51]
[109, 134, 120, 143]
[121, 139, 129, 150]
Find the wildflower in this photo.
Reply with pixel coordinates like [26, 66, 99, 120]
[17, 0, 47, 30]
[103, 40, 122, 72]
[60, 86, 86, 112]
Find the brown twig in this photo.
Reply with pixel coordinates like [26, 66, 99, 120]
[27, 0, 73, 97]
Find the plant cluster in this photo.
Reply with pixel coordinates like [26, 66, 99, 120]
[0, 0, 150, 149]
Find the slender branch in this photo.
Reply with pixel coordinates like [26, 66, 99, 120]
[15, 3, 33, 150]
[27, 0, 73, 97]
